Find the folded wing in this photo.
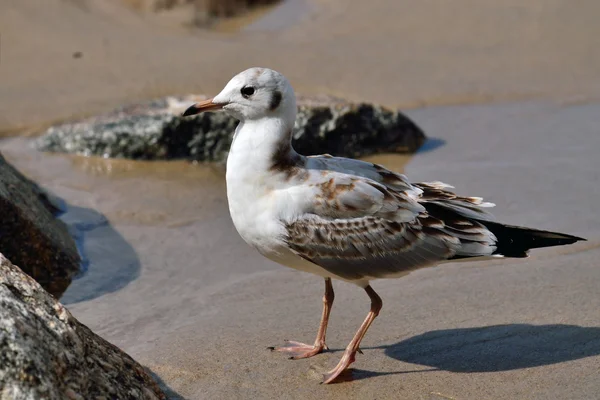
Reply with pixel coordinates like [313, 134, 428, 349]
[284, 158, 498, 280]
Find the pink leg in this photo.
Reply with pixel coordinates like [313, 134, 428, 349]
[322, 285, 382, 384]
[269, 278, 334, 359]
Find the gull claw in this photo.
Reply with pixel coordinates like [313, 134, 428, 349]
[321, 350, 357, 384]
[269, 340, 327, 360]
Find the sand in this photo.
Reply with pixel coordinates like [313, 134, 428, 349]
[1, 0, 600, 398]
[3, 0, 600, 133]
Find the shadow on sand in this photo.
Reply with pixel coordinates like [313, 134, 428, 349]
[147, 369, 187, 400]
[45, 196, 177, 395]
[384, 323, 600, 372]
[416, 137, 446, 153]
[333, 324, 600, 383]
[55, 202, 141, 305]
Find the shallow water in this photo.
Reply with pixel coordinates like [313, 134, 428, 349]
[2, 139, 227, 225]
[0, 137, 230, 303]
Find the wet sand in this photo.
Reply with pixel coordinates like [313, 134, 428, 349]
[2, 0, 600, 398]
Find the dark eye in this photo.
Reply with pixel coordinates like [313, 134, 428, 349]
[241, 86, 255, 98]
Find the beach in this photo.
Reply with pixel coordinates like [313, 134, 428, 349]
[3, 0, 600, 133]
[1, 1, 600, 398]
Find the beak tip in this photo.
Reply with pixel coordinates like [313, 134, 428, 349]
[182, 99, 223, 116]
[182, 105, 199, 117]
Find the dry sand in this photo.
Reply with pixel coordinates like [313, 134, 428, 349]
[1, 0, 600, 399]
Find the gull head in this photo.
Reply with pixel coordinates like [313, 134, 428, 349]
[183, 67, 296, 123]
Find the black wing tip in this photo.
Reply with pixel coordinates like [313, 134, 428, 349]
[540, 232, 587, 244]
[480, 221, 587, 257]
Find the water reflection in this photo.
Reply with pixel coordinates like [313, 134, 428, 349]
[68, 155, 225, 181]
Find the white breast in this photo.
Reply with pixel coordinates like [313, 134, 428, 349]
[224, 116, 344, 280]
[226, 172, 331, 277]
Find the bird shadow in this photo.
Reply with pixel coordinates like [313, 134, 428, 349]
[326, 324, 600, 383]
[383, 324, 600, 372]
[46, 193, 141, 305]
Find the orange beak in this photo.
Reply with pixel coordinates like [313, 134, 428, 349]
[182, 98, 224, 116]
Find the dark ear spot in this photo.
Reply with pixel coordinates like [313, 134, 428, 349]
[269, 91, 282, 111]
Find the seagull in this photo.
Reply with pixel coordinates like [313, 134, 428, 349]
[183, 67, 586, 384]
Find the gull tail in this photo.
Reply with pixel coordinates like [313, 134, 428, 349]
[479, 220, 587, 258]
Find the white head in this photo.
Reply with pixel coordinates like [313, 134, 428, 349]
[183, 67, 297, 125]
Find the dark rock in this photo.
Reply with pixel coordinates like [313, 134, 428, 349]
[0, 153, 80, 298]
[0, 254, 166, 400]
[35, 95, 426, 162]
[126, 0, 280, 27]
[192, 0, 280, 26]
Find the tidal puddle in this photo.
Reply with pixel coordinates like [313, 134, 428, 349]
[0, 137, 229, 303]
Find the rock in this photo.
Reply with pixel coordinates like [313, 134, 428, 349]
[192, 0, 280, 26]
[0, 254, 166, 400]
[0, 153, 80, 298]
[123, 0, 280, 27]
[35, 95, 426, 162]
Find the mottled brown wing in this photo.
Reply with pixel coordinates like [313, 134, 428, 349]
[305, 173, 426, 222]
[289, 161, 499, 280]
[285, 213, 465, 281]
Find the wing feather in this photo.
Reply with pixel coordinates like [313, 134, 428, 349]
[284, 156, 498, 280]
[286, 214, 460, 280]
